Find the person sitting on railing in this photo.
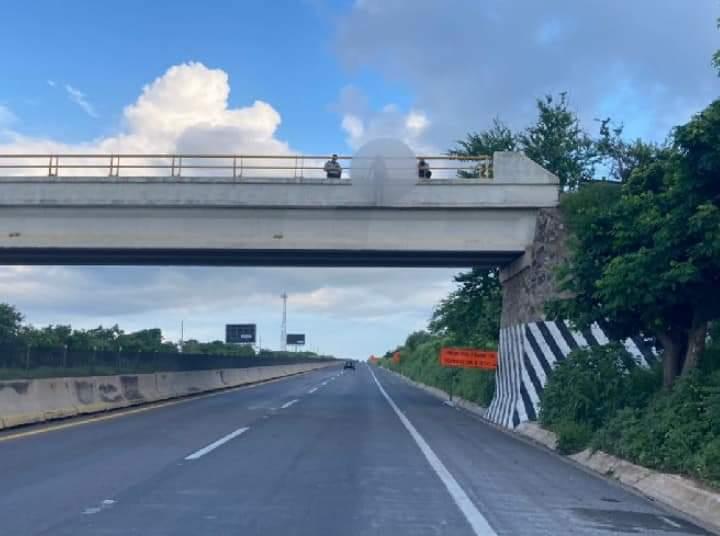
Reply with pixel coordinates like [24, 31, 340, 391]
[324, 154, 342, 179]
[417, 158, 432, 179]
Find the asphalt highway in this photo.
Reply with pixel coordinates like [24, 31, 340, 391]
[0, 363, 712, 535]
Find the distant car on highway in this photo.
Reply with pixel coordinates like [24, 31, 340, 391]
[343, 360, 355, 370]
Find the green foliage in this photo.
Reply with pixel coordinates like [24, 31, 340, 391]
[0, 304, 23, 344]
[714, 18, 720, 76]
[540, 344, 660, 434]
[429, 268, 501, 348]
[449, 118, 518, 158]
[551, 99, 720, 386]
[381, 333, 496, 407]
[449, 93, 599, 189]
[519, 93, 596, 190]
[594, 118, 662, 182]
[554, 420, 594, 455]
[541, 338, 720, 485]
[594, 370, 720, 486]
[183, 339, 255, 357]
[0, 302, 337, 365]
[449, 119, 517, 177]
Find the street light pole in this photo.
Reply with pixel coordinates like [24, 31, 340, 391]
[179, 320, 184, 353]
[281, 293, 287, 352]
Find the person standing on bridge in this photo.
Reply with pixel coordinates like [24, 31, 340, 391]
[324, 154, 342, 179]
[417, 158, 432, 179]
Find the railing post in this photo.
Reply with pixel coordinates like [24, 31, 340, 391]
[115, 155, 120, 177]
[109, 155, 114, 177]
[178, 156, 183, 177]
[232, 156, 237, 179]
[239, 157, 243, 178]
[48, 155, 59, 177]
[171, 156, 176, 177]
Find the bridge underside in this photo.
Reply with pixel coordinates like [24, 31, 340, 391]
[0, 247, 520, 267]
[0, 205, 536, 268]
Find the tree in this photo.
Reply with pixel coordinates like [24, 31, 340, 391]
[117, 328, 171, 353]
[713, 18, 720, 76]
[450, 94, 597, 188]
[20, 324, 72, 347]
[518, 93, 596, 190]
[449, 118, 518, 156]
[0, 303, 23, 344]
[594, 118, 663, 182]
[449, 118, 517, 178]
[429, 268, 501, 348]
[550, 100, 720, 387]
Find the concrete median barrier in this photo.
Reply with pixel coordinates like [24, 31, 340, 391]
[0, 378, 80, 428]
[0, 361, 334, 430]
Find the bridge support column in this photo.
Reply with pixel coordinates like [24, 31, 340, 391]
[486, 208, 654, 429]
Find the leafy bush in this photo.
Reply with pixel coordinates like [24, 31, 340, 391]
[381, 333, 496, 407]
[540, 344, 659, 433]
[554, 420, 593, 454]
[594, 369, 720, 486]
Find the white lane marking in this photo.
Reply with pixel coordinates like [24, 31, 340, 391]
[308, 387, 318, 394]
[83, 499, 116, 515]
[369, 367, 497, 536]
[185, 427, 250, 460]
[659, 516, 683, 529]
[280, 399, 299, 409]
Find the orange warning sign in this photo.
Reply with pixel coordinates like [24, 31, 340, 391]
[439, 347, 498, 370]
[392, 352, 401, 364]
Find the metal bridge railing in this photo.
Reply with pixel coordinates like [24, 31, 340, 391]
[0, 154, 493, 180]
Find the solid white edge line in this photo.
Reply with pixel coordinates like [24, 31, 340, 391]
[280, 399, 299, 409]
[368, 367, 497, 536]
[308, 387, 318, 393]
[185, 427, 250, 460]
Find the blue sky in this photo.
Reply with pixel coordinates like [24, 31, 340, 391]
[0, 0, 718, 357]
[0, 0, 412, 153]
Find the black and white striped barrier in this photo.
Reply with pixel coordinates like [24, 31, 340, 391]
[486, 320, 656, 429]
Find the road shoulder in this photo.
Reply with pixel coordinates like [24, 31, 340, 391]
[378, 365, 720, 535]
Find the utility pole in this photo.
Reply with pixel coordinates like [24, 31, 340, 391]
[281, 292, 288, 351]
[179, 320, 184, 353]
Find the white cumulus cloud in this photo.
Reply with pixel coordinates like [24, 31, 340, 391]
[1, 62, 292, 158]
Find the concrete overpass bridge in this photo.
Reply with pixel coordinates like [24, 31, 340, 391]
[1, 146, 610, 431]
[0, 150, 558, 267]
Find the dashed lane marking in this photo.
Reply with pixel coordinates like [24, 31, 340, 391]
[185, 427, 250, 461]
[0, 370, 325, 443]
